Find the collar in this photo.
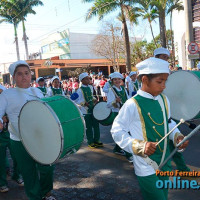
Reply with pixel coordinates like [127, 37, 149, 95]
[113, 85, 122, 91]
[137, 89, 159, 100]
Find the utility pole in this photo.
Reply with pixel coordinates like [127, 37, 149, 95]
[184, 0, 194, 69]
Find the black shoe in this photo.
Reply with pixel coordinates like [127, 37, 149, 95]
[113, 149, 125, 156]
[94, 141, 103, 147]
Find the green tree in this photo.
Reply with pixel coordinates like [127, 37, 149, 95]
[0, 0, 21, 60]
[132, 0, 158, 47]
[82, 0, 137, 72]
[11, 0, 44, 60]
[151, 0, 168, 47]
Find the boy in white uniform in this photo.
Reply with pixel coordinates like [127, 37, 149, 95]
[128, 71, 139, 98]
[111, 57, 188, 200]
[0, 61, 55, 200]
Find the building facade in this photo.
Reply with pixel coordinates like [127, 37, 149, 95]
[173, 0, 200, 68]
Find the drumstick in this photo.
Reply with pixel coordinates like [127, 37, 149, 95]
[156, 119, 185, 146]
[108, 82, 122, 105]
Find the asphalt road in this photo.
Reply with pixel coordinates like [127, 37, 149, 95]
[0, 120, 200, 200]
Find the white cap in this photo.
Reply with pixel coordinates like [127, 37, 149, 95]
[111, 72, 124, 80]
[154, 47, 170, 57]
[9, 60, 30, 76]
[136, 57, 170, 75]
[36, 77, 44, 83]
[129, 71, 137, 77]
[79, 72, 89, 81]
[51, 76, 60, 84]
[197, 61, 200, 69]
[0, 84, 6, 91]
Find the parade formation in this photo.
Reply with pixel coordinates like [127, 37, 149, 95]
[0, 0, 200, 200]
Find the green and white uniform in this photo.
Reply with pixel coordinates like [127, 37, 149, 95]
[111, 89, 183, 200]
[47, 87, 65, 96]
[37, 86, 47, 96]
[76, 85, 100, 145]
[0, 87, 54, 200]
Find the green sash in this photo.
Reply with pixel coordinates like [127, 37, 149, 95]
[37, 87, 47, 95]
[81, 86, 94, 113]
[52, 88, 63, 95]
[113, 86, 127, 105]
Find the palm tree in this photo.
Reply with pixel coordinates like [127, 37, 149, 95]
[0, 0, 21, 60]
[13, 0, 44, 60]
[133, 0, 158, 47]
[167, 0, 184, 66]
[82, 0, 136, 72]
[151, 0, 168, 47]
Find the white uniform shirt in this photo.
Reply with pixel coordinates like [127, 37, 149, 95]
[102, 81, 111, 94]
[111, 89, 180, 176]
[128, 80, 139, 98]
[0, 87, 44, 141]
[46, 87, 65, 96]
[107, 85, 129, 112]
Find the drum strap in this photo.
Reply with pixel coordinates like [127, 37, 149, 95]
[158, 94, 168, 167]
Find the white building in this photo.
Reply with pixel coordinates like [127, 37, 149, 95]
[173, 0, 200, 69]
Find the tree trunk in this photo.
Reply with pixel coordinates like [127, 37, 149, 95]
[121, 6, 131, 72]
[148, 18, 158, 48]
[22, 20, 29, 60]
[111, 24, 118, 72]
[159, 12, 167, 48]
[170, 12, 175, 67]
[14, 24, 20, 60]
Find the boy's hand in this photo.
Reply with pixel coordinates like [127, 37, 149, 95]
[144, 142, 157, 156]
[116, 97, 121, 103]
[84, 102, 89, 107]
[177, 135, 189, 150]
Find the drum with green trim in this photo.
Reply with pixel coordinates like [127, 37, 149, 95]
[19, 95, 85, 165]
[93, 102, 118, 126]
[163, 70, 200, 121]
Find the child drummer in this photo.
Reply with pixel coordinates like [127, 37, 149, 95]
[107, 72, 133, 162]
[47, 76, 65, 96]
[111, 57, 189, 200]
[128, 71, 139, 98]
[76, 72, 103, 148]
[36, 77, 47, 96]
[0, 61, 55, 200]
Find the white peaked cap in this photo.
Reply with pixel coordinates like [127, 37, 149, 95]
[111, 72, 124, 80]
[79, 72, 89, 81]
[129, 71, 137, 77]
[197, 61, 200, 69]
[136, 57, 170, 75]
[36, 77, 44, 83]
[0, 84, 6, 91]
[9, 60, 30, 76]
[154, 47, 170, 57]
[51, 76, 60, 84]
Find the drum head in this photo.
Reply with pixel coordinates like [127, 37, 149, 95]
[163, 71, 200, 121]
[93, 102, 111, 121]
[19, 100, 63, 165]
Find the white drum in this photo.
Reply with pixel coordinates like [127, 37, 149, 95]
[18, 96, 85, 165]
[163, 71, 200, 121]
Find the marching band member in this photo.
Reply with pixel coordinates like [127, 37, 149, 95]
[128, 71, 139, 98]
[0, 85, 23, 193]
[154, 47, 191, 172]
[102, 73, 113, 94]
[0, 61, 55, 200]
[36, 77, 47, 96]
[76, 72, 103, 148]
[107, 72, 133, 162]
[47, 76, 65, 96]
[111, 57, 189, 200]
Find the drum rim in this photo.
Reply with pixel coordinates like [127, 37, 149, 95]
[92, 101, 112, 122]
[166, 70, 200, 121]
[18, 99, 64, 165]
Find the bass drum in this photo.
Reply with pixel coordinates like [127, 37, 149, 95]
[163, 71, 200, 121]
[93, 102, 118, 126]
[19, 95, 85, 165]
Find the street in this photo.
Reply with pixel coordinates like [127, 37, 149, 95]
[0, 120, 200, 200]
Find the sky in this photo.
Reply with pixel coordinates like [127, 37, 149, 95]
[0, 0, 166, 64]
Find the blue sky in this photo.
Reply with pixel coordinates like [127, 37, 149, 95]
[0, 0, 168, 63]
